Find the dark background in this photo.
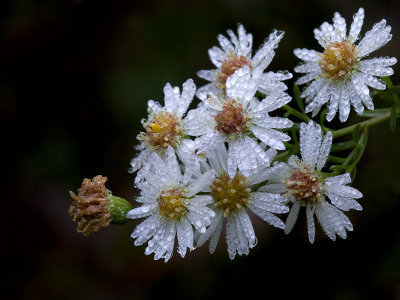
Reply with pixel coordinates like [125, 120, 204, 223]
[2, 0, 400, 299]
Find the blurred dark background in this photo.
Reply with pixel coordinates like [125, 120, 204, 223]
[2, 0, 400, 299]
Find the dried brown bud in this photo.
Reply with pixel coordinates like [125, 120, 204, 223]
[69, 175, 112, 236]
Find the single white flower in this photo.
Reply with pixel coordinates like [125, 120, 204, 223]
[294, 8, 397, 122]
[262, 122, 363, 243]
[185, 66, 293, 177]
[130, 78, 196, 173]
[127, 147, 216, 262]
[196, 145, 289, 259]
[197, 24, 292, 99]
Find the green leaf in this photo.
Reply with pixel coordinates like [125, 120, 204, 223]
[390, 105, 398, 132]
[293, 85, 305, 113]
[352, 125, 361, 144]
[329, 165, 345, 172]
[327, 155, 346, 164]
[346, 128, 368, 173]
[350, 166, 356, 182]
[331, 140, 355, 152]
[320, 108, 328, 128]
[359, 108, 391, 118]
[388, 85, 400, 94]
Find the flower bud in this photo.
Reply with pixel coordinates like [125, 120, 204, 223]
[69, 175, 132, 236]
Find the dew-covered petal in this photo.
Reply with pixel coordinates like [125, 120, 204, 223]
[176, 79, 196, 118]
[333, 12, 347, 40]
[357, 20, 392, 58]
[300, 122, 322, 169]
[306, 204, 315, 244]
[284, 201, 300, 234]
[252, 127, 290, 151]
[294, 48, 321, 62]
[349, 8, 364, 40]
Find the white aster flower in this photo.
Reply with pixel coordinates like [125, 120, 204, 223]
[130, 78, 196, 173]
[185, 65, 293, 177]
[262, 122, 363, 243]
[294, 8, 397, 122]
[197, 24, 292, 99]
[127, 147, 216, 262]
[196, 145, 289, 259]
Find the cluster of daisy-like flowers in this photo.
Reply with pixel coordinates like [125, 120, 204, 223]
[126, 8, 396, 262]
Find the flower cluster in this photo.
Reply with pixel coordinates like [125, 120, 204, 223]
[120, 8, 395, 262]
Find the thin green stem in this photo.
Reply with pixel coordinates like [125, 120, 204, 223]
[281, 105, 310, 122]
[331, 111, 397, 139]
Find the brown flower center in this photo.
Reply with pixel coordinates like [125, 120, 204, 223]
[319, 39, 357, 80]
[284, 162, 323, 206]
[211, 172, 251, 217]
[216, 52, 252, 90]
[139, 111, 182, 151]
[158, 188, 188, 219]
[214, 99, 248, 136]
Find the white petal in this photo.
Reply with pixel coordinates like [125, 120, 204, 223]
[197, 69, 217, 81]
[300, 122, 322, 169]
[176, 79, 196, 118]
[306, 205, 315, 243]
[333, 12, 347, 39]
[284, 201, 300, 234]
[252, 29, 284, 66]
[208, 46, 226, 68]
[357, 19, 392, 58]
[226, 66, 258, 105]
[294, 48, 321, 62]
[316, 130, 332, 171]
[188, 169, 215, 196]
[349, 8, 364, 40]
[252, 127, 290, 150]
[163, 83, 179, 115]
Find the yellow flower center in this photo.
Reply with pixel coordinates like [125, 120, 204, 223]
[210, 171, 251, 217]
[158, 188, 188, 219]
[319, 39, 357, 80]
[216, 52, 252, 90]
[214, 99, 248, 136]
[284, 162, 323, 206]
[139, 111, 182, 151]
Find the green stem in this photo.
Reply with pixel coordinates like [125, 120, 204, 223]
[282, 105, 310, 122]
[331, 111, 396, 139]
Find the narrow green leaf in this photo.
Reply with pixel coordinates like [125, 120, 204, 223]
[327, 155, 346, 164]
[331, 140, 355, 152]
[350, 166, 356, 182]
[329, 165, 345, 172]
[291, 126, 299, 145]
[352, 125, 361, 144]
[320, 108, 327, 128]
[390, 105, 397, 132]
[293, 85, 305, 113]
[388, 85, 400, 94]
[359, 108, 391, 118]
[346, 129, 368, 173]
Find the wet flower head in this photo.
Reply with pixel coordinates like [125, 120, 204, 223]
[69, 175, 112, 236]
[158, 187, 189, 219]
[216, 52, 252, 89]
[214, 98, 248, 136]
[139, 110, 182, 152]
[294, 8, 396, 122]
[284, 161, 323, 206]
[211, 171, 251, 217]
[319, 39, 357, 80]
